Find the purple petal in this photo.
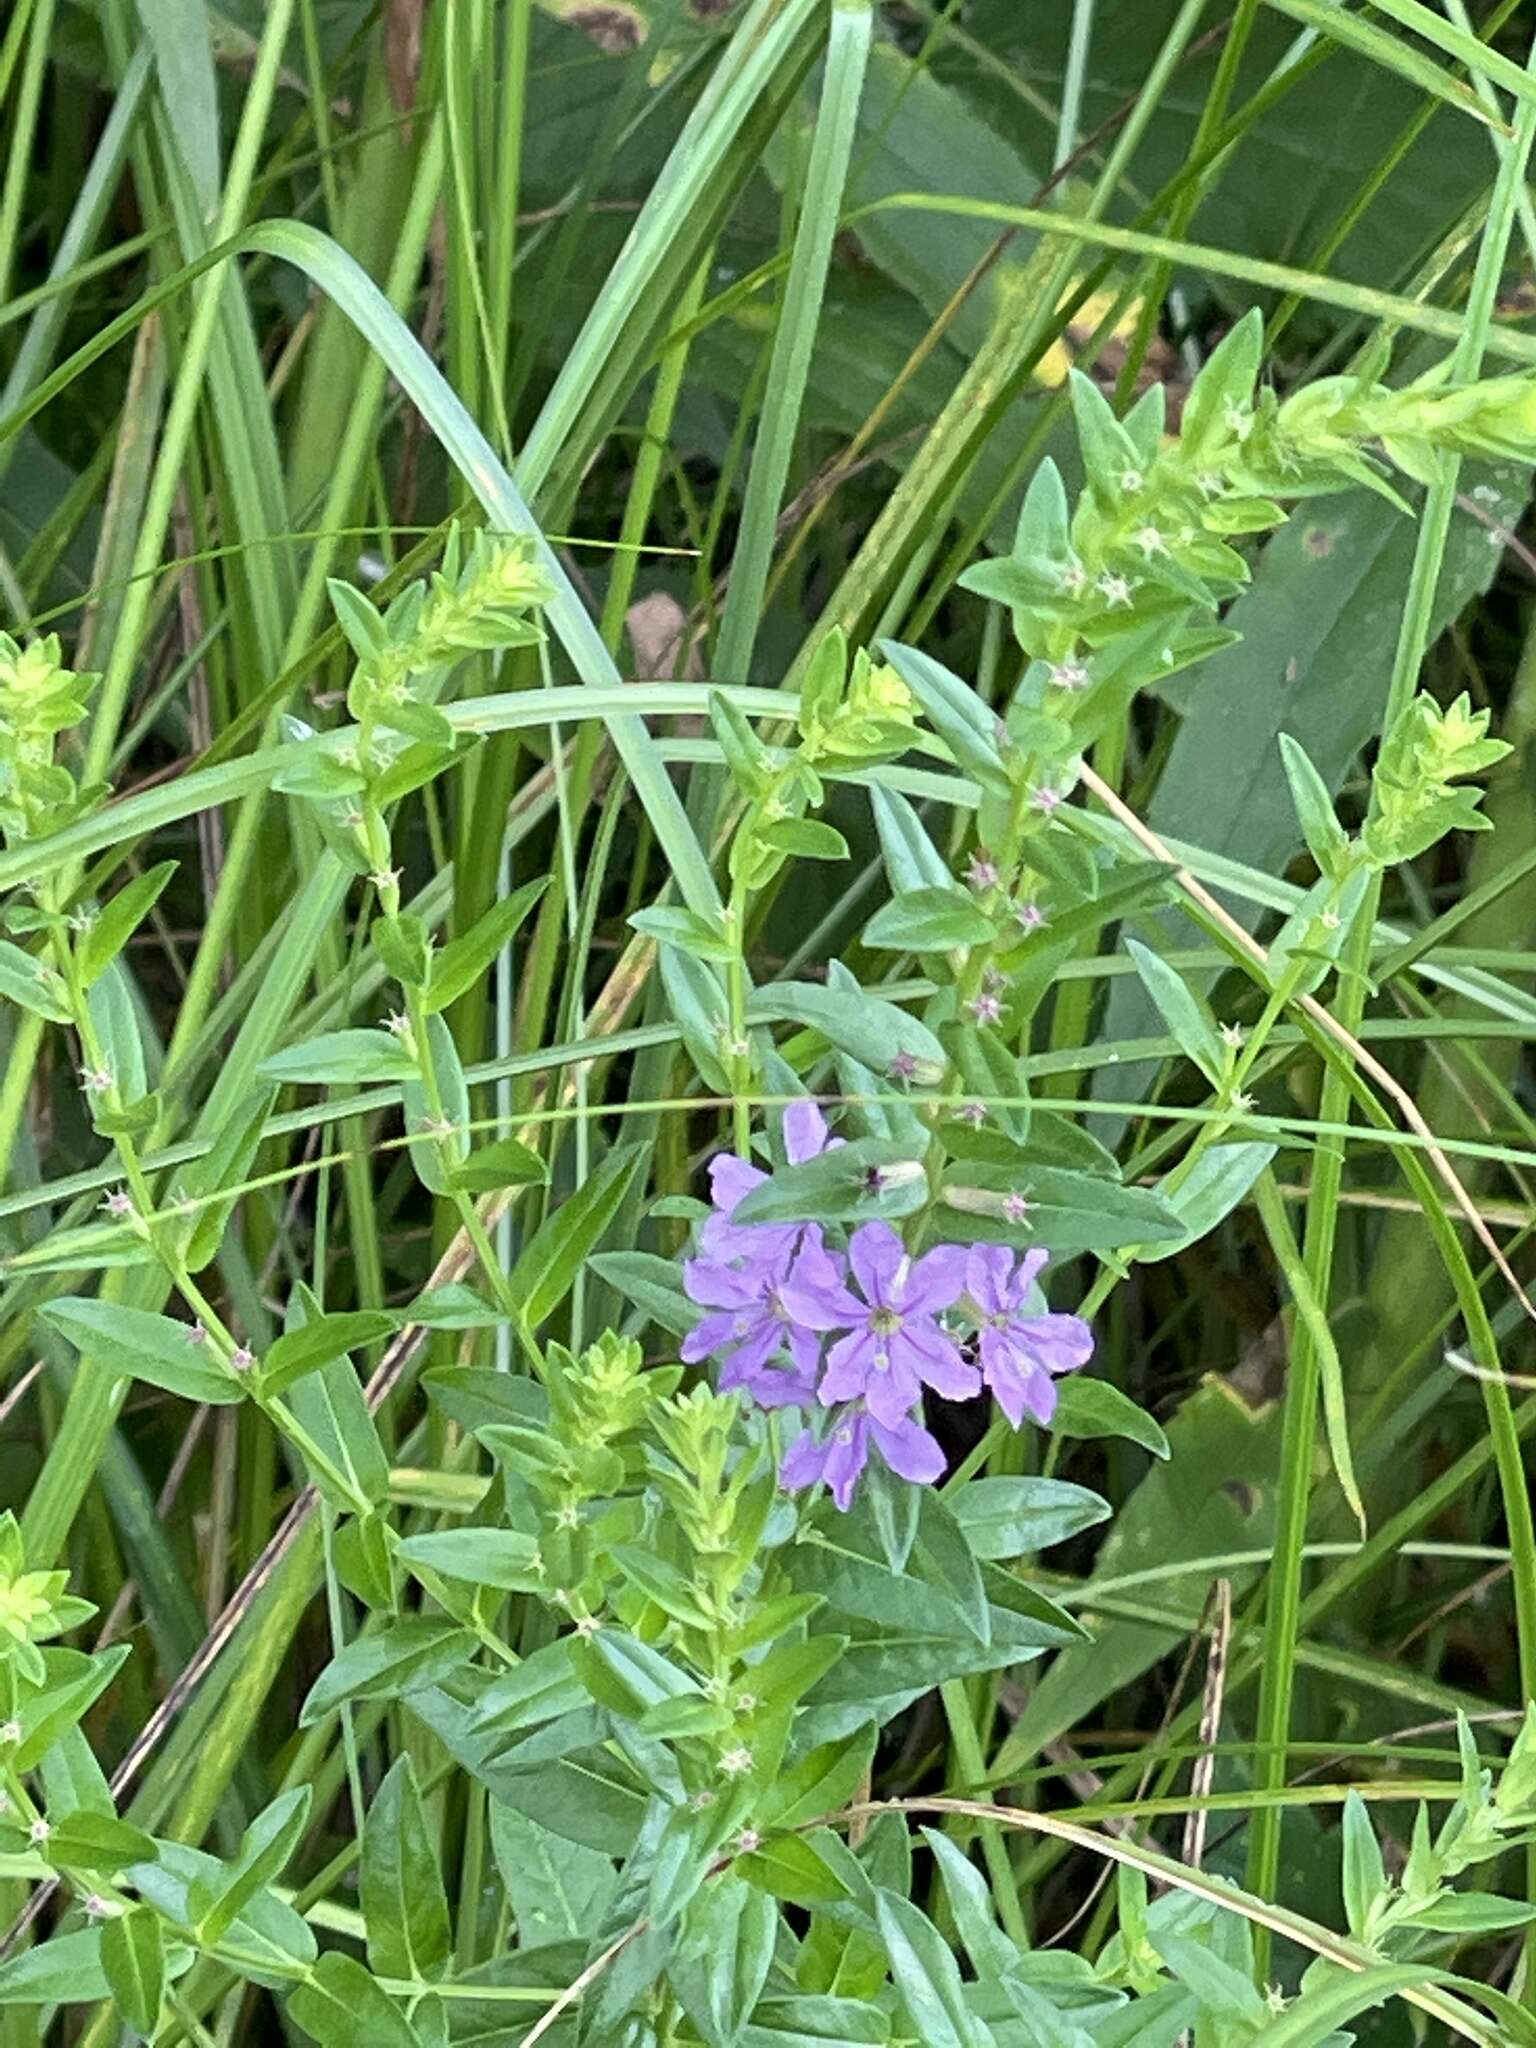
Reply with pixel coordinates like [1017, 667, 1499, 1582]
[901, 1242, 969, 1314]
[783, 1099, 830, 1165]
[848, 1222, 905, 1306]
[820, 1328, 878, 1404]
[1021, 1367, 1059, 1426]
[709, 1153, 765, 1218]
[869, 1413, 946, 1487]
[1011, 1247, 1051, 1299]
[683, 1258, 760, 1310]
[899, 1318, 981, 1403]
[780, 1429, 828, 1492]
[682, 1310, 743, 1364]
[964, 1243, 1012, 1316]
[723, 1355, 817, 1408]
[824, 1415, 870, 1510]
[978, 1326, 1028, 1426]
[779, 1243, 864, 1330]
[786, 1323, 824, 1378]
[864, 1349, 923, 1428]
[1011, 1311, 1094, 1376]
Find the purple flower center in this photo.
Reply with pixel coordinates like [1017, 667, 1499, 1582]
[870, 1307, 902, 1337]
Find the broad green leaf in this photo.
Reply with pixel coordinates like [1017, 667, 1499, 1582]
[44, 1812, 156, 1871]
[750, 978, 945, 1082]
[362, 1757, 451, 1985]
[78, 862, 176, 986]
[193, 1787, 312, 1945]
[504, 1142, 648, 1331]
[921, 1830, 1016, 1979]
[299, 1622, 477, 1727]
[869, 783, 951, 894]
[760, 1727, 877, 1831]
[1341, 1789, 1387, 1936]
[1278, 732, 1350, 878]
[939, 1164, 1183, 1255]
[488, 1806, 615, 1946]
[423, 878, 547, 1013]
[1051, 1377, 1169, 1458]
[39, 1299, 244, 1406]
[403, 1012, 470, 1194]
[734, 1138, 927, 1226]
[875, 1890, 990, 2048]
[672, 1878, 779, 2048]
[949, 1477, 1111, 1560]
[259, 1029, 417, 1085]
[0, 940, 70, 1021]
[262, 1311, 398, 1398]
[0, 1928, 109, 2004]
[863, 887, 993, 952]
[449, 1136, 548, 1194]
[101, 1907, 164, 2037]
[288, 1952, 422, 2048]
[396, 1528, 545, 1593]
[629, 905, 737, 963]
[1142, 1142, 1276, 1263]
[1125, 939, 1221, 1083]
[588, 1252, 699, 1338]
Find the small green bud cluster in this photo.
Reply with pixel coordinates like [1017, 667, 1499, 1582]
[303, 529, 552, 906]
[0, 1514, 93, 1687]
[0, 633, 102, 846]
[1304, 1709, 1536, 1993]
[1364, 690, 1509, 867]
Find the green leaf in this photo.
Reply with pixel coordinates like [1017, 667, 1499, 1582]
[760, 1727, 877, 1831]
[1142, 1142, 1276, 1263]
[875, 1891, 990, 2048]
[489, 1806, 615, 1946]
[587, 1252, 699, 1338]
[504, 1142, 648, 1331]
[258, 1029, 417, 1085]
[449, 1137, 548, 1194]
[396, 1528, 545, 1593]
[362, 1757, 451, 1985]
[1126, 939, 1222, 1083]
[288, 1952, 422, 2048]
[101, 1908, 164, 2038]
[374, 912, 431, 990]
[39, 1299, 244, 1406]
[733, 1138, 927, 1226]
[877, 641, 1008, 795]
[759, 818, 849, 861]
[1278, 732, 1350, 879]
[869, 783, 951, 894]
[0, 939, 70, 1021]
[0, 1928, 109, 2005]
[44, 1812, 156, 1871]
[949, 1477, 1111, 1560]
[262, 1311, 398, 1398]
[863, 887, 992, 952]
[629, 906, 737, 963]
[86, 962, 146, 1105]
[78, 863, 176, 986]
[1341, 1789, 1387, 1937]
[1151, 1931, 1267, 2025]
[749, 977, 945, 1083]
[299, 1621, 477, 1727]
[938, 1164, 1183, 1256]
[423, 878, 547, 1013]
[1257, 1964, 1462, 2048]
[174, 1085, 278, 1273]
[328, 578, 389, 665]
[673, 1878, 779, 2048]
[921, 1830, 1015, 1979]
[402, 1012, 470, 1195]
[1050, 1377, 1169, 1456]
[193, 1787, 312, 1946]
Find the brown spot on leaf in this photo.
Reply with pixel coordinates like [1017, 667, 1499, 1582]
[568, 4, 645, 49]
[690, 0, 739, 16]
[1302, 526, 1333, 559]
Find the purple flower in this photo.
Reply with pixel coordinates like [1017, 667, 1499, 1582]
[698, 1099, 837, 1263]
[964, 1245, 1093, 1427]
[786, 1222, 978, 1427]
[682, 1248, 820, 1407]
[780, 1403, 945, 1511]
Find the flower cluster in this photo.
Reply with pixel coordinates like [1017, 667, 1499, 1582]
[682, 1103, 1093, 1509]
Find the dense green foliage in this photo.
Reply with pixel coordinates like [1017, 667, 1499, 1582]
[7, 0, 1536, 2042]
